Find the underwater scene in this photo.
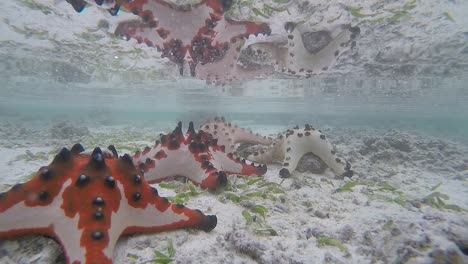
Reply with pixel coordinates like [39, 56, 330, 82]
[0, 0, 467, 263]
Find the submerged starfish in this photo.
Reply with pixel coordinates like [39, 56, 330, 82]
[132, 121, 267, 190]
[199, 116, 273, 153]
[0, 144, 216, 264]
[247, 125, 354, 178]
[114, 0, 271, 77]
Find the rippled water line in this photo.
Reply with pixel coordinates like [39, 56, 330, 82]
[1, 77, 467, 141]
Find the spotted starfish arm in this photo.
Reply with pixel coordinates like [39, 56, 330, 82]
[247, 24, 360, 77]
[247, 140, 285, 165]
[211, 17, 272, 45]
[248, 126, 353, 178]
[276, 129, 349, 178]
[108, 182, 217, 255]
[232, 131, 272, 146]
[284, 23, 360, 75]
[200, 117, 272, 153]
[0, 145, 216, 264]
[0, 178, 89, 263]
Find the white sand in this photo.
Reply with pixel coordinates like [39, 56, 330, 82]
[0, 124, 467, 264]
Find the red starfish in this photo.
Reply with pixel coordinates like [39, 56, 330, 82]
[132, 121, 267, 189]
[114, 0, 271, 76]
[0, 144, 216, 264]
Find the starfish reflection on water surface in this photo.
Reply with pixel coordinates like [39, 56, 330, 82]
[114, 0, 271, 77]
[193, 39, 275, 86]
[246, 22, 360, 77]
[0, 144, 216, 264]
[66, 0, 124, 15]
[66, 0, 361, 83]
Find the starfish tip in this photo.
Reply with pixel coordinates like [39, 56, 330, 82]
[107, 145, 118, 158]
[257, 164, 268, 175]
[279, 168, 291, 178]
[202, 215, 218, 232]
[120, 153, 134, 167]
[89, 147, 106, 169]
[217, 171, 228, 187]
[343, 169, 354, 178]
[187, 121, 195, 134]
[53, 147, 72, 164]
[70, 143, 85, 155]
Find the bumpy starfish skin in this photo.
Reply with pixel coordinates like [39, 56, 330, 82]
[67, 0, 123, 15]
[132, 122, 267, 190]
[114, 0, 271, 76]
[0, 144, 216, 264]
[200, 116, 272, 154]
[247, 125, 353, 178]
[247, 23, 360, 77]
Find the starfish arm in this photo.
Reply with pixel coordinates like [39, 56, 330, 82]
[211, 18, 271, 45]
[200, 117, 272, 153]
[247, 139, 285, 165]
[279, 128, 350, 178]
[118, 197, 217, 235]
[230, 129, 272, 147]
[116, 150, 217, 233]
[285, 23, 359, 75]
[133, 122, 268, 189]
[246, 41, 289, 71]
[106, 182, 216, 261]
[1, 145, 218, 264]
[249, 24, 360, 77]
[0, 148, 117, 264]
[133, 123, 229, 189]
[120, 0, 213, 44]
[0, 185, 59, 238]
[115, 19, 165, 48]
[210, 149, 267, 176]
[133, 146, 226, 189]
[247, 126, 353, 178]
[105, 209, 215, 264]
[0, 204, 54, 238]
[0, 179, 87, 264]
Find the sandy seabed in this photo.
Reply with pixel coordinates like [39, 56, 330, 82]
[0, 122, 467, 264]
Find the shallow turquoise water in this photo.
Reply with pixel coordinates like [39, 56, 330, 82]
[1, 77, 467, 144]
